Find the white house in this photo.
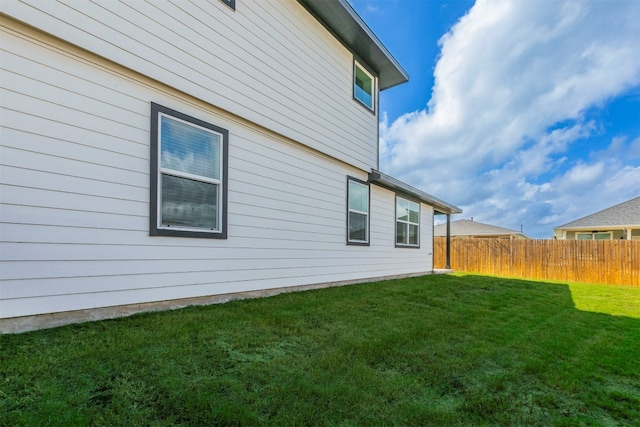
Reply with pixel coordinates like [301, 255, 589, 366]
[0, 0, 461, 332]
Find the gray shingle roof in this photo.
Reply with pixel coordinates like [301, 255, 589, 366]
[555, 196, 640, 230]
[434, 219, 528, 238]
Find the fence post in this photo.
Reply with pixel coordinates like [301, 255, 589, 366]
[446, 214, 451, 269]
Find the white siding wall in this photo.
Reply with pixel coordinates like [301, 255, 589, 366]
[0, 19, 431, 319]
[369, 186, 435, 273]
[0, 0, 379, 171]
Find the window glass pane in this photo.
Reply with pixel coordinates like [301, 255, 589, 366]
[408, 224, 419, 245]
[594, 233, 611, 240]
[355, 67, 372, 96]
[349, 181, 368, 213]
[355, 86, 372, 107]
[161, 115, 221, 179]
[408, 201, 420, 223]
[577, 233, 592, 240]
[396, 198, 408, 221]
[161, 174, 218, 229]
[396, 222, 406, 245]
[349, 212, 367, 242]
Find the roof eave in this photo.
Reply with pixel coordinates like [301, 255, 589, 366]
[554, 224, 640, 231]
[297, 0, 409, 90]
[368, 170, 462, 214]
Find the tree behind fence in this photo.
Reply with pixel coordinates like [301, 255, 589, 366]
[434, 238, 640, 286]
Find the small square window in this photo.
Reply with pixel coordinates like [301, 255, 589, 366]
[150, 103, 228, 239]
[354, 61, 376, 111]
[347, 177, 370, 245]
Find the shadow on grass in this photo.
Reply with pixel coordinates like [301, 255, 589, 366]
[1, 273, 639, 426]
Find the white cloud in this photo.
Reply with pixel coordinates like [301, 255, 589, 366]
[562, 162, 604, 188]
[380, 0, 640, 237]
[630, 137, 640, 158]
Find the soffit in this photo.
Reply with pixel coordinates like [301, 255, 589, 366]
[369, 170, 462, 215]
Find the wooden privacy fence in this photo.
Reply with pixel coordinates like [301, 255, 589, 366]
[434, 238, 640, 286]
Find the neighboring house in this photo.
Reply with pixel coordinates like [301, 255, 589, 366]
[554, 196, 640, 240]
[0, 0, 461, 331]
[434, 219, 529, 239]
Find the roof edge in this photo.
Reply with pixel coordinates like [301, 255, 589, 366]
[434, 219, 529, 238]
[368, 170, 462, 214]
[553, 224, 640, 231]
[297, 0, 409, 90]
[436, 233, 531, 239]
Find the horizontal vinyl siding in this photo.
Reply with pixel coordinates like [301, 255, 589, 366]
[0, 0, 379, 170]
[0, 21, 431, 319]
[369, 186, 435, 274]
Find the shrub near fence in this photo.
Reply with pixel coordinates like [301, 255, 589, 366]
[434, 238, 640, 286]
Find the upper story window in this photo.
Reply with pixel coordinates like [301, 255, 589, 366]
[150, 103, 228, 239]
[354, 61, 376, 111]
[347, 177, 370, 245]
[396, 196, 420, 247]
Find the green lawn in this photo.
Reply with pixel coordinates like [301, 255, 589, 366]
[1, 274, 639, 426]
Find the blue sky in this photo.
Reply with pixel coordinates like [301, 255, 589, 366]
[349, 0, 640, 238]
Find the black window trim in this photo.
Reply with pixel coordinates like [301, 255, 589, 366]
[395, 194, 421, 249]
[150, 102, 228, 239]
[347, 176, 371, 246]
